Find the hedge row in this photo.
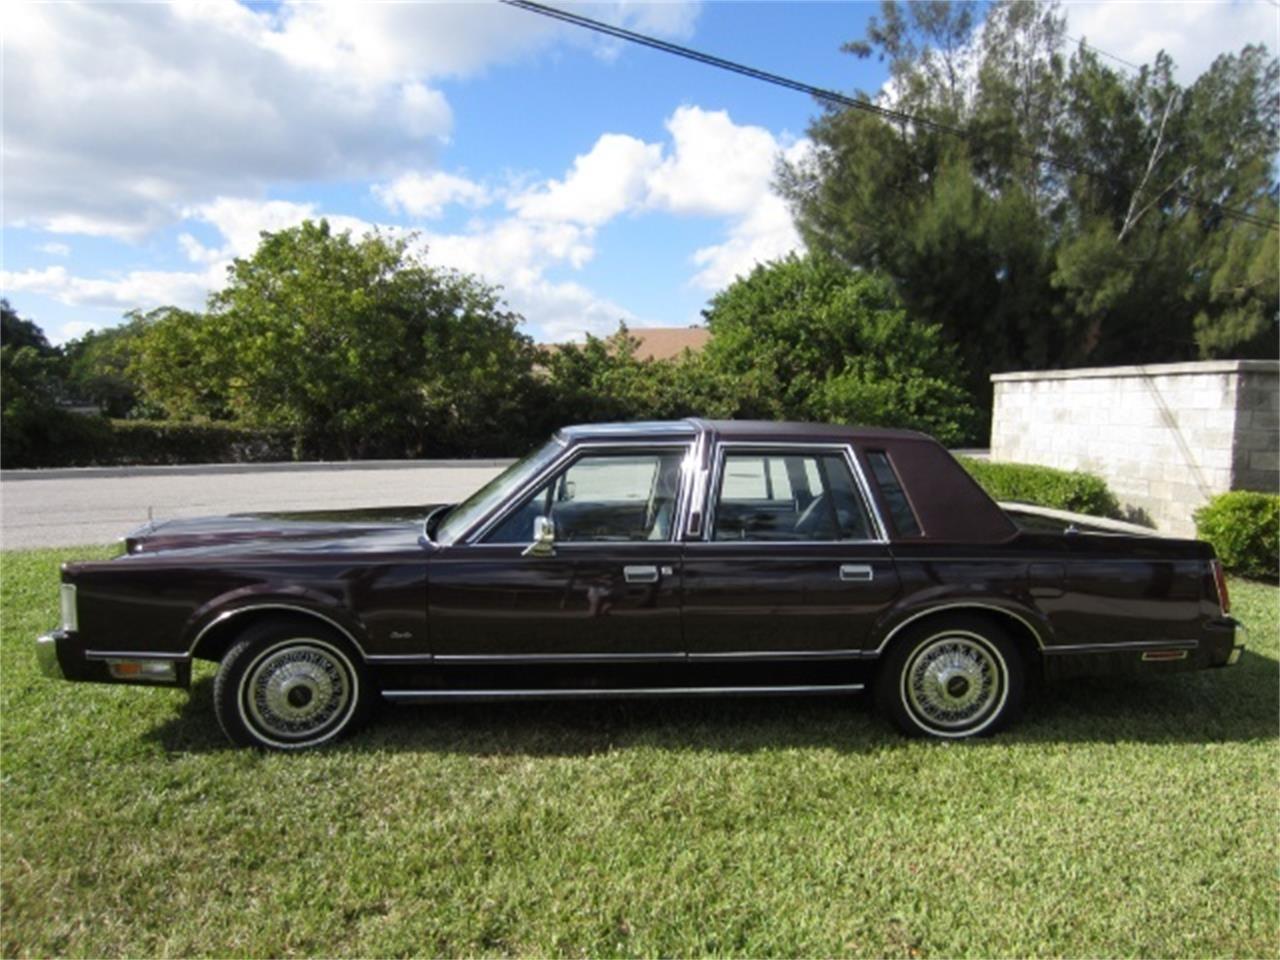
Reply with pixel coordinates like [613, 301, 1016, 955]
[1195, 492, 1279, 581]
[0, 415, 295, 468]
[958, 456, 1122, 518]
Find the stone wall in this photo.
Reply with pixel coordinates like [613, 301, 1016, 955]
[990, 360, 1279, 536]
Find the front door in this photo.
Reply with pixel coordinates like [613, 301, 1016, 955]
[428, 446, 687, 661]
[681, 445, 901, 660]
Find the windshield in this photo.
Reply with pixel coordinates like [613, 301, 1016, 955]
[434, 438, 564, 545]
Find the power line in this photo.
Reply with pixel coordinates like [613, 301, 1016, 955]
[501, 0, 1279, 231]
[1063, 34, 1144, 72]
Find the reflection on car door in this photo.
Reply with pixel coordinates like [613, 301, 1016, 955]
[427, 445, 687, 660]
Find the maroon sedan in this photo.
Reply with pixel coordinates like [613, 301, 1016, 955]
[38, 420, 1244, 749]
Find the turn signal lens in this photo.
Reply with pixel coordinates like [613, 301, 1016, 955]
[1210, 559, 1230, 615]
[106, 659, 177, 682]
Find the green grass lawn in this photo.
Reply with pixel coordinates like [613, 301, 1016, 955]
[2, 546, 1277, 958]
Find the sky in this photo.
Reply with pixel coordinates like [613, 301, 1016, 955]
[2, 0, 1275, 346]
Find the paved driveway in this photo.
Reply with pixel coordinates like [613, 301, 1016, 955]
[0, 461, 508, 549]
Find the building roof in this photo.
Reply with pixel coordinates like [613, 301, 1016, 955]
[625, 326, 711, 361]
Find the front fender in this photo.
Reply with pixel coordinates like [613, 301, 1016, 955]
[183, 585, 370, 659]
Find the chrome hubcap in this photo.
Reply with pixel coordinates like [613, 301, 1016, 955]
[905, 635, 1002, 730]
[245, 643, 351, 740]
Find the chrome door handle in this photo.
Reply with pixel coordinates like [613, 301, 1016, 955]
[839, 564, 874, 582]
[624, 565, 660, 583]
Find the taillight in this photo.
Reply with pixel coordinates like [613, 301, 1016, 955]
[1210, 559, 1230, 615]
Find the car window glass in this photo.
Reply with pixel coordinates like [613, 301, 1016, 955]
[866, 450, 922, 536]
[713, 451, 874, 541]
[485, 451, 684, 544]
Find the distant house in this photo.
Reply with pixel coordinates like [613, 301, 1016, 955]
[543, 326, 711, 361]
[623, 326, 711, 360]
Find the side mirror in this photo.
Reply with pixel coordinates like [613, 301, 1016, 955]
[523, 515, 556, 557]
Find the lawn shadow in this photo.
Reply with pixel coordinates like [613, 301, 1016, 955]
[143, 649, 1277, 757]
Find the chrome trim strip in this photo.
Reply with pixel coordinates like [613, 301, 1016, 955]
[461, 439, 695, 546]
[688, 648, 878, 661]
[875, 602, 1048, 652]
[431, 651, 685, 665]
[702, 440, 889, 544]
[36, 633, 64, 680]
[1042, 639, 1200, 656]
[85, 649, 189, 661]
[365, 654, 434, 664]
[381, 683, 866, 702]
[187, 603, 368, 659]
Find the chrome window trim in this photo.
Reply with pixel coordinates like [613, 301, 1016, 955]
[461, 439, 695, 546]
[875, 602, 1047, 653]
[187, 603, 368, 660]
[700, 441, 889, 545]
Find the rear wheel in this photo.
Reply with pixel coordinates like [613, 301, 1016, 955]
[213, 618, 370, 750]
[876, 615, 1025, 739]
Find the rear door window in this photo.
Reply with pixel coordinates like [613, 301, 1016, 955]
[712, 450, 874, 541]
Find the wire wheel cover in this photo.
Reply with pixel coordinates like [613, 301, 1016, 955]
[243, 642, 352, 740]
[904, 633, 1004, 730]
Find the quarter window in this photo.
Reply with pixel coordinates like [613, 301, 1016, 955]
[485, 451, 684, 543]
[713, 451, 874, 541]
[865, 450, 922, 537]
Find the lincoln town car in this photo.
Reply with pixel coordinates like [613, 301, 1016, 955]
[37, 419, 1244, 749]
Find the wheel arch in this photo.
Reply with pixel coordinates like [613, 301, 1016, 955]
[189, 603, 367, 663]
[874, 602, 1047, 673]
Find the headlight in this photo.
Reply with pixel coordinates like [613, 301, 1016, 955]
[60, 584, 78, 632]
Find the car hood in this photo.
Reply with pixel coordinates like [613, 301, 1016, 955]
[122, 506, 443, 558]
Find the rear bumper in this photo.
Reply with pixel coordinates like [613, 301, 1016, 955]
[1204, 617, 1245, 667]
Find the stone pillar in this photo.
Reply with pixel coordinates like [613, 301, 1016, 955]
[990, 360, 1279, 536]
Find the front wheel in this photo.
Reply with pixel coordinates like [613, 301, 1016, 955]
[214, 618, 370, 750]
[876, 615, 1025, 739]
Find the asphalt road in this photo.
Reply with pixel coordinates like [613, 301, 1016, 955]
[0, 461, 508, 550]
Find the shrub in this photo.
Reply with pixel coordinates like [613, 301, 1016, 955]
[1, 418, 296, 469]
[959, 457, 1121, 518]
[1195, 491, 1280, 580]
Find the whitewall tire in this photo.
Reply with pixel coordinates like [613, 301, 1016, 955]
[876, 614, 1026, 739]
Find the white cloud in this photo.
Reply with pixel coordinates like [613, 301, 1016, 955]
[647, 106, 787, 216]
[690, 194, 801, 291]
[373, 172, 491, 219]
[4, 1, 700, 239]
[510, 135, 663, 226]
[0, 265, 214, 311]
[37, 242, 70, 257]
[1063, 1, 1273, 83]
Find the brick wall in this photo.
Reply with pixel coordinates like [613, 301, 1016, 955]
[990, 360, 1279, 536]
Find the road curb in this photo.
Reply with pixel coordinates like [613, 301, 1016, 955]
[0, 459, 516, 482]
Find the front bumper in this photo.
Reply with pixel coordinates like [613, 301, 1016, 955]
[36, 631, 65, 679]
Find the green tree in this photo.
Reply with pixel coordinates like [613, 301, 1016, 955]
[538, 325, 739, 429]
[156, 220, 542, 458]
[63, 317, 153, 418]
[701, 255, 979, 444]
[781, 0, 1278, 410]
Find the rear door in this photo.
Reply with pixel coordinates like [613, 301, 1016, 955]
[681, 444, 901, 659]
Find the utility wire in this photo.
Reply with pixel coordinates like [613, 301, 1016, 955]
[1063, 34, 1144, 72]
[501, 0, 1278, 231]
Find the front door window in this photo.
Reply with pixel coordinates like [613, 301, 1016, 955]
[485, 451, 684, 544]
